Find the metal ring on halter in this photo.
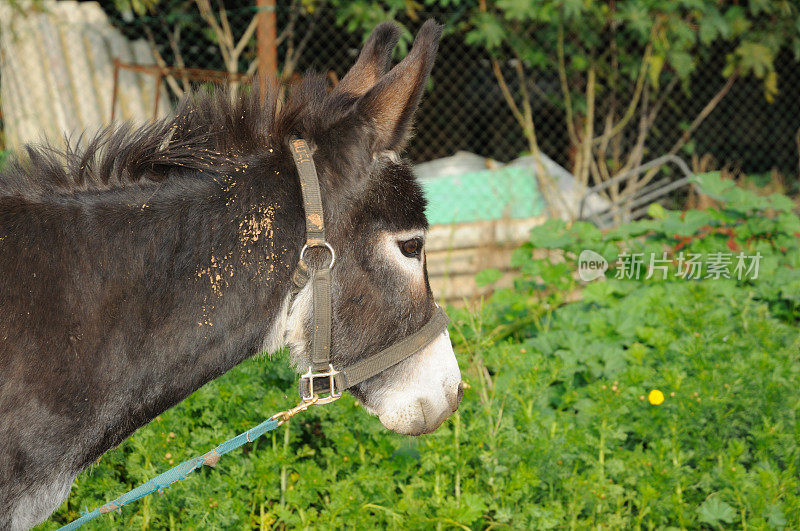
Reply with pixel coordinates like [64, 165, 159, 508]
[299, 241, 336, 269]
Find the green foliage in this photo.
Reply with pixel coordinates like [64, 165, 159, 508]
[474, 267, 503, 287]
[42, 179, 800, 528]
[466, 0, 799, 96]
[698, 497, 737, 527]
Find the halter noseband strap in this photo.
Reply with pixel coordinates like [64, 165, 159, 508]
[288, 138, 449, 402]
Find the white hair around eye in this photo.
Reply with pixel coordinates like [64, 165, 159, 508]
[379, 230, 425, 278]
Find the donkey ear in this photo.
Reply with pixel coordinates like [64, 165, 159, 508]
[332, 22, 401, 98]
[356, 20, 442, 153]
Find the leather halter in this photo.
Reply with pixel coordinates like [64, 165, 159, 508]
[288, 138, 449, 401]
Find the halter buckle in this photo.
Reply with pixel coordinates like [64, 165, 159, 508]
[299, 364, 342, 404]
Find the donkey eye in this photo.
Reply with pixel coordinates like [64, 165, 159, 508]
[399, 238, 423, 258]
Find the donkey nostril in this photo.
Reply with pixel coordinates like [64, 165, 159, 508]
[455, 382, 463, 408]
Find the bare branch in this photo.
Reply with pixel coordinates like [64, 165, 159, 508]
[246, 58, 259, 76]
[480, 0, 568, 217]
[512, 55, 570, 219]
[143, 25, 183, 97]
[491, 59, 525, 127]
[217, 0, 235, 50]
[556, 25, 578, 147]
[594, 108, 614, 184]
[479, 0, 527, 125]
[195, 0, 224, 41]
[276, 0, 301, 46]
[515, 58, 532, 121]
[195, 0, 231, 66]
[288, 5, 320, 69]
[668, 71, 738, 156]
[647, 76, 678, 125]
[279, 2, 324, 103]
[232, 15, 259, 60]
[577, 64, 595, 188]
[590, 157, 613, 202]
[630, 71, 739, 195]
[591, 42, 652, 146]
[168, 25, 190, 92]
[619, 81, 650, 179]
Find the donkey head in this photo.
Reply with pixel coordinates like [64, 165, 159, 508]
[282, 20, 461, 435]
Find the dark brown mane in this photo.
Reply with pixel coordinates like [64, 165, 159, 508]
[0, 76, 346, 198]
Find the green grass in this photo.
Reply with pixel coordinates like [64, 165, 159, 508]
[41, 174, 800, 529]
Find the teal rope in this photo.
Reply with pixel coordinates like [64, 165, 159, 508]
[58, 416, 282, 530]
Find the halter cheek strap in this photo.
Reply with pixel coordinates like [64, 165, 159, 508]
[288, 138, 449, 402]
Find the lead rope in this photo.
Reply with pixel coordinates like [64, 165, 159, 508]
[57, 396, 319, 530]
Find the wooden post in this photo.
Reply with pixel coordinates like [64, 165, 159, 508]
[256, 0, 277, 88]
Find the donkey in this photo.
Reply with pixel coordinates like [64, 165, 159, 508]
[0, 20, 462, 530]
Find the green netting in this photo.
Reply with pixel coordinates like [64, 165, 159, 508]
[421, 167, 545, 225]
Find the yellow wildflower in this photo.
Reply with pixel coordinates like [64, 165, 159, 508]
[648, 389, 665, 405]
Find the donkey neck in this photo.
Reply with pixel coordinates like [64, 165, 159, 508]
[38, 154, 306, 468]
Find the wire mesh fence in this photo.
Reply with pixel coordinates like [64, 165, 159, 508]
[2, 1, 799, 178]
[1, 0, 798, 299]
